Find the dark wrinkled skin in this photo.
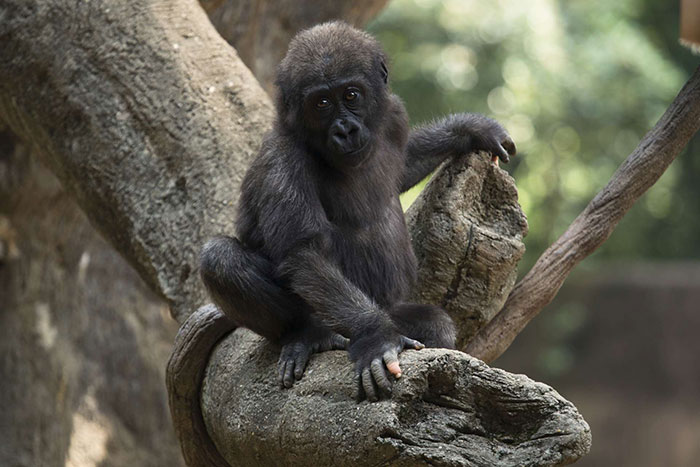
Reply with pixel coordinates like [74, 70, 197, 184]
[200, 22, 515, 401]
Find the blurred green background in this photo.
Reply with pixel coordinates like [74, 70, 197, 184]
[371, 0, 698, 267]
[370, 1, 700, 466]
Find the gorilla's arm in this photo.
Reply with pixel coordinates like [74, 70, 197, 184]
[400, 113, 516, 193]
[278, 241, 423, 399]
[279, 246, 392, 337]
[278, 238, 415, 342]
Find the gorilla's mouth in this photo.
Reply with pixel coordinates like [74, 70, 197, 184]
[340, 141, 371, 168]
[343, 141, 369, 157]
[328, 137, 369, 158]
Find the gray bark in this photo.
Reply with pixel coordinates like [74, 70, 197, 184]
[167, 305, 234, 467]
[408, 153, 528, 348]
[204, 0, 391, 93]
[0, 0, 273, 323]
[200, 327, 591, 467]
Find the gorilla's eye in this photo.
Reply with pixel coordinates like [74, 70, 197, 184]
[316, 98, 331, 109]
[344, 89, 359, 101]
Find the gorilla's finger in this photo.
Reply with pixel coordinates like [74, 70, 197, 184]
[283, 360, 295, 388]
[362, 367, 378, 402]
[383, 350, 401, 378]
[331, 334, 350, 350]
[370, 358, 392, 396]
[502, 136, 516, 156]
[294, 352, 309, 380]
[278, 360, 287, 387]
[400, 336, 425, 350]
[490, 139, 510, 163]
[497, 144, 511, 163]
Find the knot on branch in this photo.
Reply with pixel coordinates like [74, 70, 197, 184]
[408, 152, 528, 347]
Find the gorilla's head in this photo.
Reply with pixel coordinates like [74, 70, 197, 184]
[275, 22, 390, 171]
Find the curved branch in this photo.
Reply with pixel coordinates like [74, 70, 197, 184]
[0, 0, 274, 322]
[197, 328, 591, 466]
[466, 65, 700, 363]
[166, 305, 236, 467]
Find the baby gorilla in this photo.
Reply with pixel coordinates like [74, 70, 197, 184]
[200, 22, 516, 402]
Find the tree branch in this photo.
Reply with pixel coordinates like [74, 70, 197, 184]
[466, 66, 700, 363]
[195, 321, 591, 466]
[203, 0, 391, 93]
[166, 305, 235, 467]
[0, 0, 274, 322]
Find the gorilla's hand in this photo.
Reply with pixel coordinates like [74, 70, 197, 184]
[348, 327, 424, 402]
[402, 112, 517, 192]
[467, 115, 517, 164]
[278, 325, 349, 389]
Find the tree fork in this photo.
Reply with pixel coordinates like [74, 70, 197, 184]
[466, 66, 700, 363]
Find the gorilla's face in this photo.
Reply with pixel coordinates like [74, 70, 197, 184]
[301, 76, 374, 171]
[274, 22, 390, 172]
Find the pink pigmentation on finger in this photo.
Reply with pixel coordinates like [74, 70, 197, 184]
[386, 360, 401, 376]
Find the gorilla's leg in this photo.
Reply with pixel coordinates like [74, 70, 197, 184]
[199, 235, 299, 342]
[200, 236, 347, 388]
[388, 303, 457, 349]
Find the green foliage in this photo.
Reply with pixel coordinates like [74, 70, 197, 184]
[370, 0, 698, 268]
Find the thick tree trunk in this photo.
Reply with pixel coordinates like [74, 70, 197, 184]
[0, 0, 273, 323]
[204, 0, 391, 93]
[0, 0, 274, 462]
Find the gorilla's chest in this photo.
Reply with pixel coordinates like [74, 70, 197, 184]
[327, 200, 416, 307]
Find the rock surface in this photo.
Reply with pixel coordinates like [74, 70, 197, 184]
[201, 327, 591, 467]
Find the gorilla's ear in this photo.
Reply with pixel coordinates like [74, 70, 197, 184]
[380, 60, 388, 85]
[274, 84, 300, 131]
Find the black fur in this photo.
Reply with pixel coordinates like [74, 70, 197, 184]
[200, 22, 515, 401]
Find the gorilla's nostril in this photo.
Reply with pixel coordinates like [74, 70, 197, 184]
[333, 130, 349, 141]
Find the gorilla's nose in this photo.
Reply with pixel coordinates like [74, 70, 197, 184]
[331, 119, 359, 145]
